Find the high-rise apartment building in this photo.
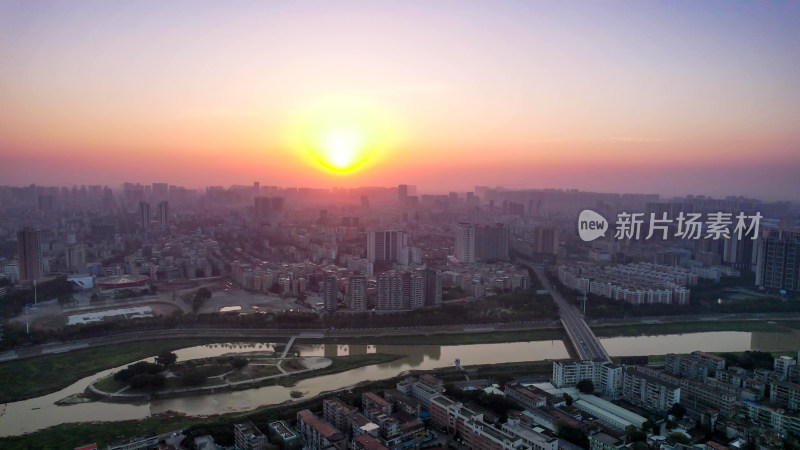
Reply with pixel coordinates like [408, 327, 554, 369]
[535, 226, 559, 255]
[456, 223, 509, 262]
[398, 184, 408, 205]
[475, 223, 509, 260]
[138, 201, 150, 231]
[402, 270, 425, 310]
[424, 268, 442, 307]
[455, 223, 476, 263]
[323, 272, 338, 313]
[349, 275, 367, 311]
[255, 196, 284, 229]
[17, 227, 43, 282]
[157, 201, 169, 230]
[377, 271, 403, 310]
[66, 244, 86, 272]
[367, 230, 408, 263]
[756, 229, 800, 294]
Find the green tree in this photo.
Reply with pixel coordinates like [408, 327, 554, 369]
[230, 357, 248, 369]
[156, 350, 178, 368]
[668, 432, 690, 445]
[127, 373, 165, 390]
[556, 422, 589, 449]
[628, 431, 647, 443]
[577, 379, 594, 394]
[669, 403, 687, 420]
[192, 287, 212, 312]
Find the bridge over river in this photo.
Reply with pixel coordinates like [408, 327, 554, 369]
[521, 261, 611, 362]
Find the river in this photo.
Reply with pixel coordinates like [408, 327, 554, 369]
[1, 330, 797, 437]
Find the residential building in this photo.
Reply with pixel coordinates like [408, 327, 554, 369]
[234, 421, 268, 450]
[353, 434, 390, 450]
[322, 397, 356, 435]
[348, 275, 367, 311]
[367, 230, 408, 263]
[323, 271, 338, 313]
[17, 227, 43, 282]
[296, 409, 346, 450]
[501, 419, 558, 450]
[756, 229, 800, 294]
[621, 366, 681, 412]
[455, 223, 476, 263]
[552, 360, 623, 399]
[267, 421, 301, 450]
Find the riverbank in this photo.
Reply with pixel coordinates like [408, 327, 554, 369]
[591, 318, 797, 337]
[87, 353, 402, 403]
[0, 337, 276, 403]
[316, 327, 565, 346]
[317, 318, 797, 346]
[2, 318, 796, 402]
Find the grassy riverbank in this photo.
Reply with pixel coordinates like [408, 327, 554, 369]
[592, 319, 794, 337]
[317, 327, 565, 346]
[1, 318, 795, 402]
[90, 353, 404, 400]
[0, 338, 268, 402]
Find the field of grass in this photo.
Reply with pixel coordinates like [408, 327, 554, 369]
[313, 327, 565, 346]
[592, 319, 792, 338]
[93, 376, 127, 393]
[0, 338, 239, 402]
[226, 364, 282, 381]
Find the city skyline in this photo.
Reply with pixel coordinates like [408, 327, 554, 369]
[2, 1, 799, 200]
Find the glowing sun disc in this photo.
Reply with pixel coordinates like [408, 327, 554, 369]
[318, 128, 367, 172]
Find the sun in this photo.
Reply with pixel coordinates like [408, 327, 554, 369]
[317, 128, 368, 172]
[286, 97, 401, 175]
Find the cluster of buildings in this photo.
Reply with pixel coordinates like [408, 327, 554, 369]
[284, 375, 445, 449]
[552, 351, 800, 444]
[557, 262, 715, 305]
[439, 262, 531, 300]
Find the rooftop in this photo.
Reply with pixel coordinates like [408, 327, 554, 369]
[354, 434, 390, 450]
[297, 410, 345, 442]
[363, 391, 392, 409]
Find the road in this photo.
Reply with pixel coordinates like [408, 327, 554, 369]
[527, 264, 611, 361]
[0, 321, 560, 362]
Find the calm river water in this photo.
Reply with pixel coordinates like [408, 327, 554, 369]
[1, 330, 798, 437]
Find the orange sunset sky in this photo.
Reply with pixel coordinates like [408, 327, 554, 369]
[1, 1, 799, 200]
